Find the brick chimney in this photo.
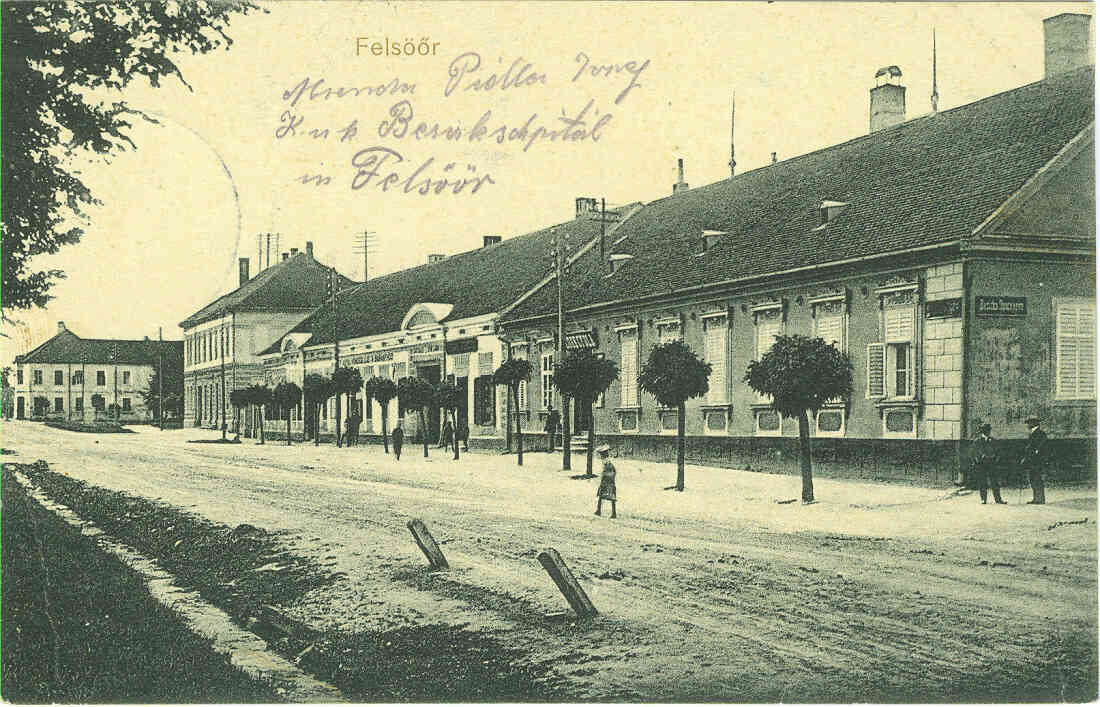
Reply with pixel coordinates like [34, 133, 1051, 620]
[238, 258, 250, 287]
[281, 252, 289, 262]
[57, 321, 66, 333]
[1044, 13, 1092, 78]
[428, 254, 446, 264]
[575, 197, 597, 218]
[869, 65, 905, 133]
[305, 241, 314, 258]
[290, 247, 298, 256]
[483, 235, 502, 247]
[672, 158, 689, 194]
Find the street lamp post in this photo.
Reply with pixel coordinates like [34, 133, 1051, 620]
[550, 229, 572, 471]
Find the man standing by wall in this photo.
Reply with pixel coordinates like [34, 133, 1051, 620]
[1020, 416, 1048, 505]
[544, 402, 560, 453]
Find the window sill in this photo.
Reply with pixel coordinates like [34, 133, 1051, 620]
[615, 406, 642, 413]
[1051, 398, 1096, 406]
[749, 402, 776, 412]
[873, 398, 921, 411]
[700, 403, 731, 412]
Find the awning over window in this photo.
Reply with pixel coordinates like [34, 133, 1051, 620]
[565, 331, 596, 351]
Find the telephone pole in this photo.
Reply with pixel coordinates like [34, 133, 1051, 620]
[550, 227, 572, 471]
[330, 267, 342, 447]
[158, 327, 164, 430]
[220, 326, 227, 440]
[353, 231, 377, 282]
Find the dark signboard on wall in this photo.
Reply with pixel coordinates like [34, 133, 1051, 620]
[926, 298, 961, 319]
[975, 296, 1027, 318]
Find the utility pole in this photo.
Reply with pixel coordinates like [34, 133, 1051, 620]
[353, 230, 376, 282]
[158, 327, 164, 430]
[550, 227, 572, 471]
[330, 267, 342, 447]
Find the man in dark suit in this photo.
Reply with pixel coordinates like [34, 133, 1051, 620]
[1020, 415, 1047, 504]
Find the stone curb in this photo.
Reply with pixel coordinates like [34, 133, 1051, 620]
[9, 468, 346, 704]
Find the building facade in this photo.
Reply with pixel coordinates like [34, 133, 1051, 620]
[180, 241, 354, 429]
[500, 30, 1095, 483]
[12, 322, 183, 423]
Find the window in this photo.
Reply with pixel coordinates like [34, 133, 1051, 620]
[474, 375, 496, 426]
[17, 369, 23, 385]
[655, 317, 681, 345]
[33, 370, 42, 385]
[122, 398, 131, 412]
[511, 345, 528, 412]
[618, 327, 638, 407]
[813, 299, 846, 352]
[815, 409, 845, 437]
[753, 304, 783, 402]
[75, 398, 83, 412]
[702, 314, 728, 404]
[868, 288, 917, 400]
[54, 370, 63, 385]
[122, 371, 131, 385]
[1055, 298, 1096, 400]
[72, 371, 83, 385]
[54, 397, 63, 412]
[96, 370, 106, 386]
[755, 409, 782, 436]
[541, 350, 555, 409]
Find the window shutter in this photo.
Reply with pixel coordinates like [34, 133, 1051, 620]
[866, 343, 886, 398]
[884, 308, 914, 343]
[816, 315, 843, 350]
[1057, 302, 1097, 398]
[620, 328, 637, 407]
[704, 317, 727, 404]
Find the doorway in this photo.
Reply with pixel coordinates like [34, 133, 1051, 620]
[17, 397, 24, 420]
[418, 363, 441, 442]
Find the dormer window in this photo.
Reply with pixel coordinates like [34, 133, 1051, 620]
[695, 230, 727, 255]
[608, 253, 633, 274]
[816, 201, 849, 229]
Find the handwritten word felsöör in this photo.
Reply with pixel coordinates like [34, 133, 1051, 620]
[350, 146, 495, 195]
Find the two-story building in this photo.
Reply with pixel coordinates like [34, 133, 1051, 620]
[12, 322, 183, 423]
[257, 200, 639, 445]
[179, 241, 354, 429]
[500, 18, 1095, 483]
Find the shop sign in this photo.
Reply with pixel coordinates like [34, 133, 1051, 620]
[925, 298, 961, 319]
[975, 296, 1027, 318]
[343, 350, 395, 366]
[445, 337, 479, 355]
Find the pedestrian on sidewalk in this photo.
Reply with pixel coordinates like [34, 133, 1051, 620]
[392, 422, 404, 461]
[457, 419, 469, 452]
[348, 408, 362, 446]
[1020, 415, 1048, 504]
[972, 423, 1006, 504]
[439, 417, 454, 449]
[594, 443, 617, 519]
[544, 403, 561, 452]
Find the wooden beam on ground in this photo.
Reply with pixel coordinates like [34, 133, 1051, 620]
[407, 518, 449, 570]
[537, 548, 598, 618]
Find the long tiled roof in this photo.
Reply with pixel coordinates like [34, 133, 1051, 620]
[261, 213, 620, 354]
[505, 67, 1095, 323]
[15, 328, 183, 365]
[179, 252, 355, 329]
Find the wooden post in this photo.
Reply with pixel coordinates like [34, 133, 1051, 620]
[537, 548, 598, 618]
[407, 518, 449, 570]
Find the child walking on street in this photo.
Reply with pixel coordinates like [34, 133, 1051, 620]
[594, 443, 617, 519]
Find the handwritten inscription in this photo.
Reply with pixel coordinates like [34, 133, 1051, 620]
[571, 52, 650, 104]
[283, 77, 415, 109]
[350, 147, 495, 195]
[444, 53, 547, 97]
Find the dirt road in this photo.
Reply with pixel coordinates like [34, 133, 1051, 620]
[5, 421, 1096, 701]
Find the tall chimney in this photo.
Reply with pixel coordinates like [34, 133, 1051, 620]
[281, 252, 289, 262]
[238, 258, 250, 287]
[57, 321, 66, 333]
[869, 66, 906, 133]
[771, 152, 778, 164]
[1044, 13, 1092, 78]
[673, 158, 689, 194]
[305, 241, 314, 258]
[728, 91, 736, 177]
[290, 247, 298, 256]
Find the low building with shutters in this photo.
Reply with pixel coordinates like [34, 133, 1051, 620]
[499, 54, 1095, 483]
[13, 322, 183, 423]
[256, 201, 640, 445]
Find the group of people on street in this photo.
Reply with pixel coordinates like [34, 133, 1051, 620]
[344, 408, 363, 446]
[438, 417, 470, 452]
[971, 415, 1049, 505]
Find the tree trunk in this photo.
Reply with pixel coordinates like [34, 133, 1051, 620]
[586, 399, 595, 477]
[513, 385, 523, 466]
[381, 405, 390, 453]
[562, 394, 571, 471]
[314, 402, 320, 446]
[504, 381, 512, 452]
[420, 408, 429, 458]
[798, 409, 815, 503]
[286, 412, 291, 446]
[452, 410, 460, 460]
[258, 405, 265, 445]
[676, 401, 686, 491]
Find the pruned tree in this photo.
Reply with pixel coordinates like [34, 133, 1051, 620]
[273, 381, 302, 446]
[302, 373, 334, 447]
[435, 381, 464, 461]
[552, 350, 619, 477]
[331, 367, 363, 447]
[744, 334, 853, 503]
[638, 341, 712, 492]
[364, 376, 398, 454]
[398, 377, 435, 459]
[493, 358, 534, 466]
[245, 384, 272, 445]
[229, 388, 249, 435]
[2, 2, 258, 318]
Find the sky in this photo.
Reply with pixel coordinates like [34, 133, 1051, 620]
[2, 1, 1092, 362]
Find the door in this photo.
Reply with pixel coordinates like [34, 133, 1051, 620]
[456, 376, 469, 431]
[418, 364, 441, 441]
[16, 397, 24, 419]
[574, 398, 592, 434]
